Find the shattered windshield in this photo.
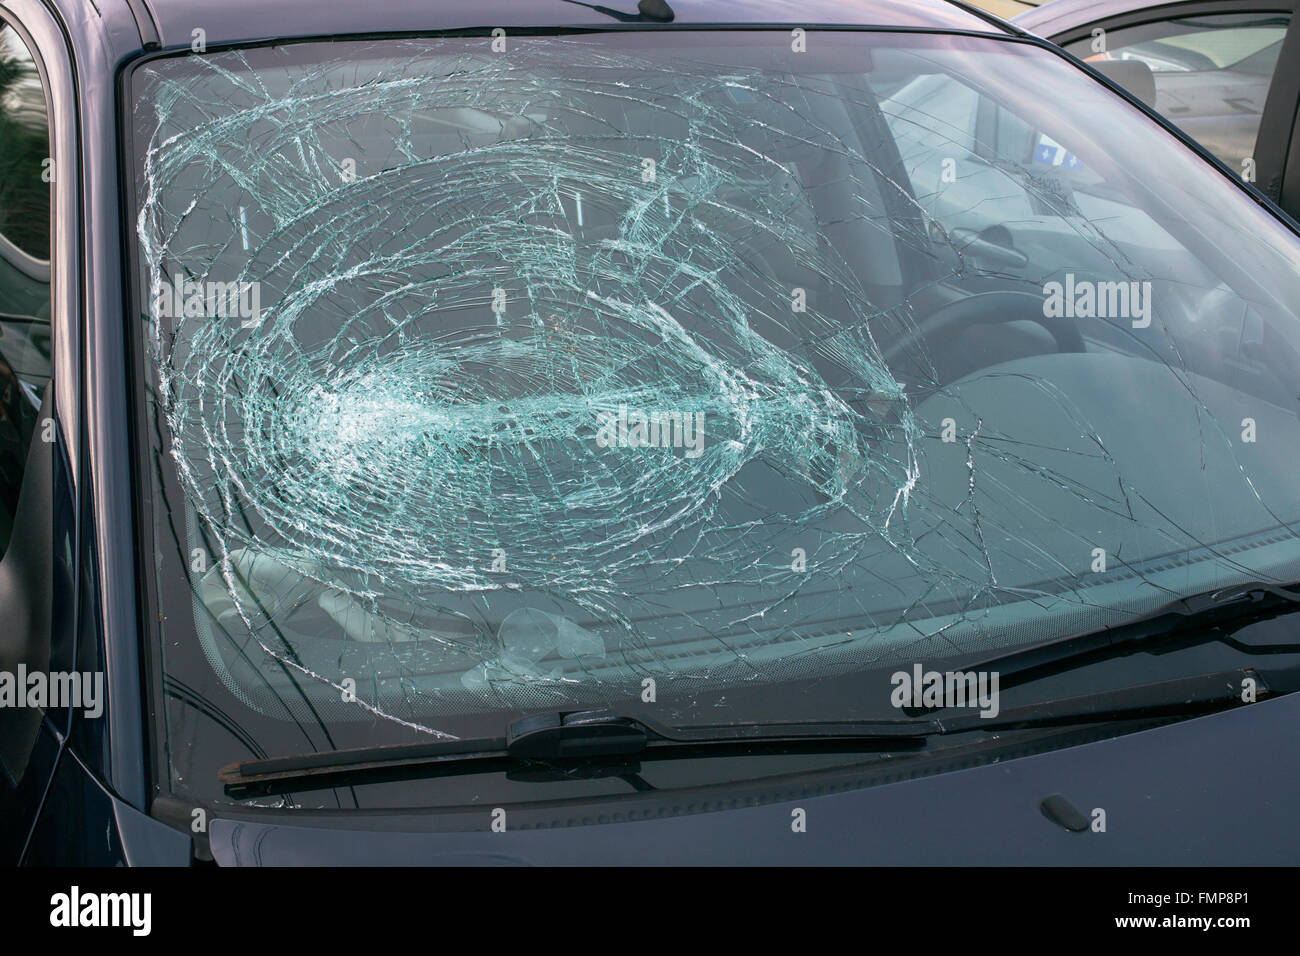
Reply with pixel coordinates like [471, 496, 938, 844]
[131, 31, 1300, 795]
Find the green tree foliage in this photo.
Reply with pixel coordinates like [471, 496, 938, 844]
[0, 28, 50, 260]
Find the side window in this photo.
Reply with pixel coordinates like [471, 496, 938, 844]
[0, 19, 50, 560]
[881, 74, 979, 200]
[1065, 12, 1293, 175]
[883, 70, 1105, 229]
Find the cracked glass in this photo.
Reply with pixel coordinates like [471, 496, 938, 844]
[130, 30, 1300, 803]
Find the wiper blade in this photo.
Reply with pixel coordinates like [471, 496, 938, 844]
[219, 708, 934, 792]
[505, 708, 932, 755]
[957, 579, 1300, 690]
[928, 666, 1275, 732]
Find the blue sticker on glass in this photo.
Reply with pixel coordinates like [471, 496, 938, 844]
[1033, 134, 1083, 171]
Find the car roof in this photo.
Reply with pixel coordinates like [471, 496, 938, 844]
[1016, 0, 1155, 36]
[124, 0, 1009, 50]
[1016, 0, 1295, 37]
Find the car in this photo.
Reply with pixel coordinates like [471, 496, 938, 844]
[969, 0, 1042, 18]
[4, 0, 1300, 868]
[1017, 0, 1300, 220]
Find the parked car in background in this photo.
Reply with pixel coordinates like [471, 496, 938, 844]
[1018, 0, 1300, 219]
[969, 0, 1041, 18]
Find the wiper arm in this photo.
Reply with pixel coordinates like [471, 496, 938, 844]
[928, 666, 1276, 733]
[955, 579, 1300, 692]
[558, 0, 675, 23]
[219, 711, 939, 796]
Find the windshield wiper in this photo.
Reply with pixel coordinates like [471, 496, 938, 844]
[947, 579, 1300, 697]
[558, 0, 675, 23]
[219, 661, 1280, 797]
[219, 710, 933, 795]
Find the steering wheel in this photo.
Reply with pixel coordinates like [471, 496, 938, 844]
[881, 290, 1086, 371]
